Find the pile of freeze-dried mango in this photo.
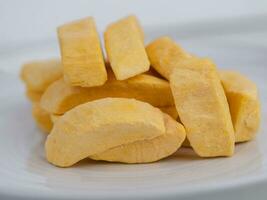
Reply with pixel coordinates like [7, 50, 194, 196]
[20, 16, 260, 167]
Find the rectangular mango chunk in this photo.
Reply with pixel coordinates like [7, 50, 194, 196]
[182, 70, 260, 147]
[58, 17, 107, 87]
[170, 58, 235, 157]
[41, 69, 174, 114]
[104, 16, 150, 80]
[146, 37, 191, 80]
[220, 70, 260, 142]
[32, 103, 53, 133]
[20, 59, 62, 92]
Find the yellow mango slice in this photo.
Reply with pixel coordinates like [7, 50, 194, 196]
[170, 58, 235, 157]
[104, 15, 150, 80]
[91, 114, 186, 163]
[41, 72, 174, 114]
[219, 70, 260, 142]
[146, 37, 191, 80]
[58, 17, 107, 87]
[45, 98, 165, 167]
[159, 106, 178, 119]
[32, 103, 53, 133]
[20, 59, 62, 92]
[26, 90, 43, 102]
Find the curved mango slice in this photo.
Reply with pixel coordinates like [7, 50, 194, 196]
[220, 70, 260, 142]
[90, 114, 186, 163]
[41, 72, 174, 114]
[45, 98, 165, 167]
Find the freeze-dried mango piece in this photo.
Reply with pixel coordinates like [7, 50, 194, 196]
[220, 70, 260, 142]
[181, 71, 261, 147]
[159, 106, 178, 119]
[26, 90, 43, 102]
[45, 98, 165, 167]
[58, 17, 107, 87]
[104, 15, 150, 80]
[41, 72, 174, 114]
[32, 103, 53, 133]
[146, 37, 191, 80]
[20, 59, 62, 92]
[91, 114, 186, 163]
[170, 58, 235, 157]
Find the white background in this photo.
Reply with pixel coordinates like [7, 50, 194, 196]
[1, 0, 267, 51]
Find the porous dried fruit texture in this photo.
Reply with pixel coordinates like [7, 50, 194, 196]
[170, 58, 235, 157]
[91, 114, 186, 163]
[32, 103, 53, 133]
[20, 59, 62, 92]
[104, 15, 150, 80]
[219, 70, 260, 142]
[146, 37, 191, 80]
[58, 17, 107, 87]
[45, 98, 165, 167]
[41, 70, 174, 114]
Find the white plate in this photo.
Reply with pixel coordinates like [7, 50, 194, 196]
[0, 25, 266, 200]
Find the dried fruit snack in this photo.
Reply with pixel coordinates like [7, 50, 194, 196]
[220, 70, 260, 142]
[58, 17, 107, 87]
[45, 98, 165, 167]
[105, 16, 150, 80]
[170, 58, 235, 157]
[146, 37, 191, 79]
